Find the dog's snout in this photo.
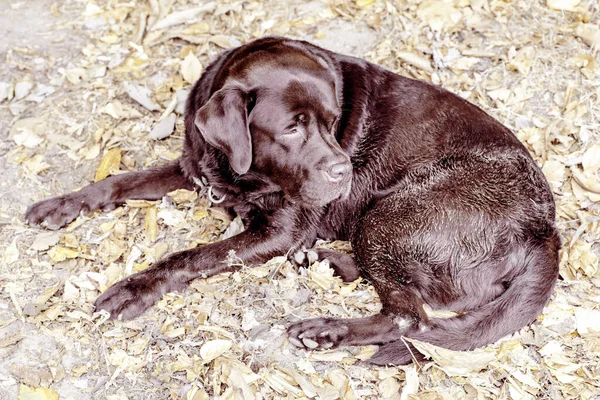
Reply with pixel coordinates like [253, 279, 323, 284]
[325, 162, 352, 183]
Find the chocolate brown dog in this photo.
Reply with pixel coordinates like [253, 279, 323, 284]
[25, 37, 559, 365]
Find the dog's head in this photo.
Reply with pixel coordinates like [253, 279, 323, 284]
[194, 42, 352, 207]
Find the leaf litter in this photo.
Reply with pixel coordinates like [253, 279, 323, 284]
[1, 0, 600, 399]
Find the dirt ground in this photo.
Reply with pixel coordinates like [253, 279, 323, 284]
[1, 0, 600, 399]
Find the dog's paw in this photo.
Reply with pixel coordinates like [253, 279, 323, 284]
[94, 271, 167, 320]
[290, 248, 360, 283]
[25, 193, 105, 230]
[290, 248, 319, 267]
[287, 318, 350, 350]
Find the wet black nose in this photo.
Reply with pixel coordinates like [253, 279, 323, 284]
[325, 162, 352, 183]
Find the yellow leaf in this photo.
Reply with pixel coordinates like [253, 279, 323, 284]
[125, 199, 157, 208]
[94, 148, 121, 182]
[62, 233, 79, 248]
[23, 154, 50, 175]
[192, 208, 209, 221]
[183, 22, 210, 35]
[100, 34, 119, 44]
[181, 52, 202, 84]
[169, 189, 198, 204]
[18, 384, 59, 400]
[145, 206, 158, 242]
[356, 0, 376, 8]
[48, 245, 79, 262]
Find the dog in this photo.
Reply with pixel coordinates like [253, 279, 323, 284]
[25, 37, 560, 365]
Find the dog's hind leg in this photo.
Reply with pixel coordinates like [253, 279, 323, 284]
[287, 287, 427, 350]
[287, 313, 406, 349]
[25, 159, 194, 230]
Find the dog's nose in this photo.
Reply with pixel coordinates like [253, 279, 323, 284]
[325, 162, 352, 183]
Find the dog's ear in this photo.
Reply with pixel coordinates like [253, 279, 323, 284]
[195, 85, 252, 175]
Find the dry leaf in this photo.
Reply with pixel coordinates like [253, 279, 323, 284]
[18, 384, 59, 400]
[62, 279, 80, 302]
[65, 67, 88, 84]
[181, 52, 202, 84]
[408, 338, 496, 376]
[0, 81, 12, 102]
[400, 365, 419, 400]
[4, 239, 19, 264]
[14, 81, 33, 100]
[417, 0, 462, 31]
[356, 0, 376, 7]
[396, 51, 433, 72]
[124, 81, 160, 111]
[575, 308, 600, 337]
[581, 143, 600, 173]
[308, 260, 338, 290]
[94, 148, 121, 182]
[547, 0, 580, 12]
[84, 144, 101, 160]
[3, 1, 600, 398]
[13, 129, 43, 148]
[309, 350, 352, 362]
[150, 2, 217, 31]
[145, 206, 158, 242]
[48, 245, 79, 262]
[148, 113, 177, 140]
[209, 35, 238, 48]
[507, 47, 536, 75]
[23, 154, 50, 175]
[30, 232, 60, 251]
[200, 339, 232, 362]
[542, 159, 566, 191]
[379, 377, 401, 398]
[576, 24, 600, 47]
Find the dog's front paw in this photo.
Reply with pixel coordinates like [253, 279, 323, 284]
[94, 271, 168, 320]
[25, 193, 105, 230]
[287, 318, 350, 350]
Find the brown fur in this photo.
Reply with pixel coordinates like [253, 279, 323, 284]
[25, 37, 559, 365]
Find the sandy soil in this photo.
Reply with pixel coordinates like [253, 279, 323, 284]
[1, 0, 599, 399]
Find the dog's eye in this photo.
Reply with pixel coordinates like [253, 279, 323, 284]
[283, 126, 300, 136]
[282, 114, 305, 136]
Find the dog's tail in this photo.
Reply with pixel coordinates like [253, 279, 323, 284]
[369, 238, 560, 366]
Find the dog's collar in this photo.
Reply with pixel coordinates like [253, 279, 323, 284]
[192, 176, 227, 204]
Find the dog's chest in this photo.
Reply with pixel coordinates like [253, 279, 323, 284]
[317, 200, 366, 241]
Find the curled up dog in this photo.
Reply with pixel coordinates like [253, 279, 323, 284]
[25, 37, 560, 365]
